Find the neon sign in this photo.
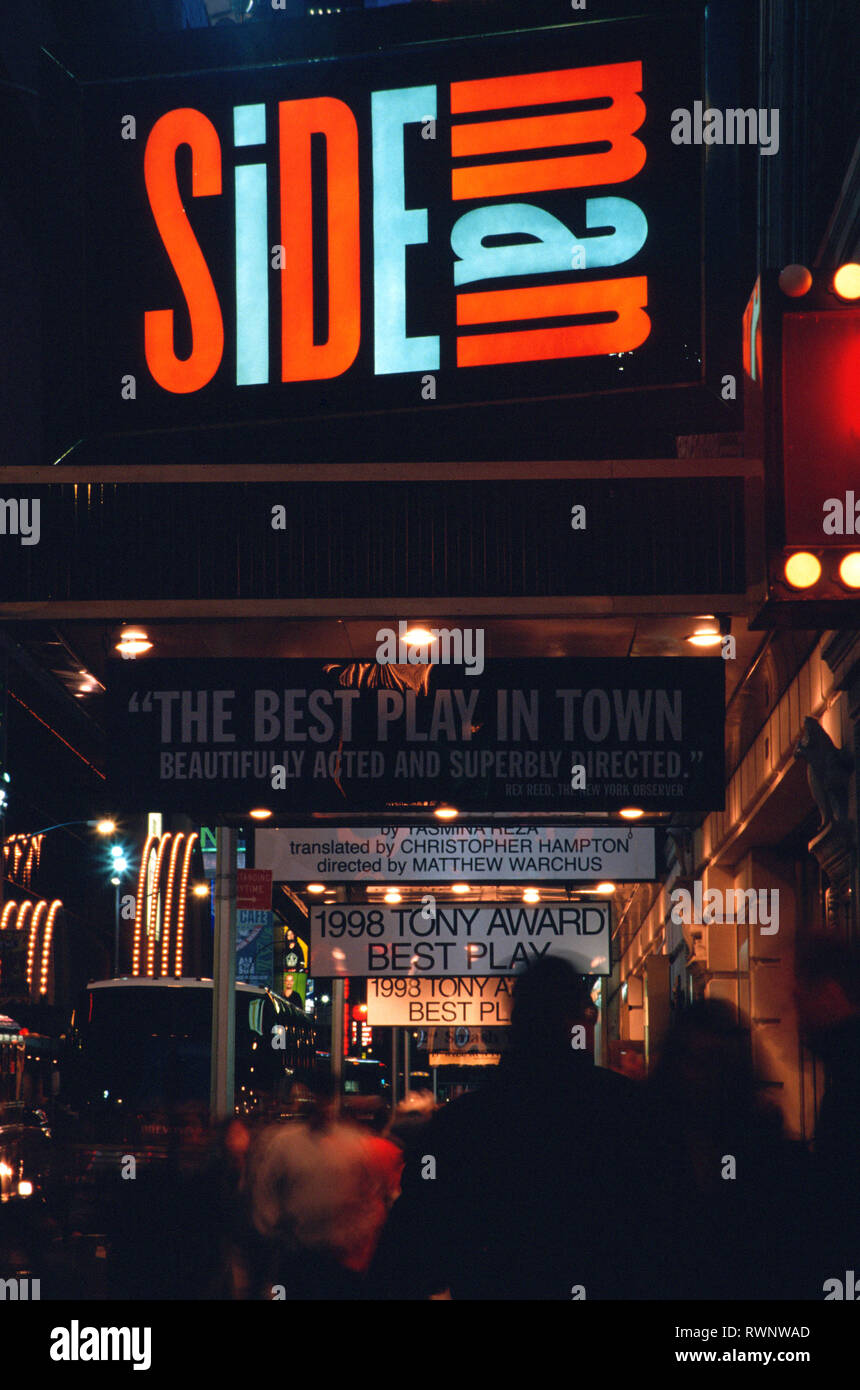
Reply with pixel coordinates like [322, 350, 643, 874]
[82, 16, 704, 431]
[143, 62, 650, 393]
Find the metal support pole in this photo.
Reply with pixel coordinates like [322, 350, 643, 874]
[331, 977, 345, 1117]
[210, 826, 236, 1121]
[113, 881, 120, 977]
[403, 1028, 410, 1097]
[390, 1028, 399, 1108]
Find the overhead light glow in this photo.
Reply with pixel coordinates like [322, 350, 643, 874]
[784, 551, 821, 589]
[96, 820, 116, 836]
[595, 882, 616, 893]
[619, 807, 644, 820]
[434, 805, 458, 821]
[383, 890, 402, 903]
[306, 884, 326, 894]
[686, 629, 721, 647]
[249, 809, 272, 820]
[450, 883, 471, 894]
[523, 888, 540, 904]
[404, 627, 436, 646]
[115, 629, 153, 658]
[193, 883, 210, 897]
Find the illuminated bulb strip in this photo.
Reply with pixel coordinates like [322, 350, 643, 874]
[161, 833, 185, 977]
[133, 835, 157, 976]
[147, 834, 172, 977]
[0, 901, 16, 931]
[174, 833, 198, 977]
[40, 901, 62, 997]
[19, 902, 36, 990]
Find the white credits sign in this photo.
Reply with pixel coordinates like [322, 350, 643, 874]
[309, 901, 611, 976]
[366, 976, 513, 1026]
[256, 825, 654, 882]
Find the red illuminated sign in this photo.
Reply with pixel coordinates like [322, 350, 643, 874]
[782, 310, 860, 546]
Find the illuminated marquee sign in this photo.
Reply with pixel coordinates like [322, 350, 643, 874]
[84, 16, 703, 432]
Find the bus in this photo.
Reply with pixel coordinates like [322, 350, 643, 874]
[62, 977, 316, 1143]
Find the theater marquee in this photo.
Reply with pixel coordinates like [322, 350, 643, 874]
[83, 13, 703, 433]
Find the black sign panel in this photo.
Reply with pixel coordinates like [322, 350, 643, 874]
[107, 656, 725, 813]
[81, 12, 703, 440]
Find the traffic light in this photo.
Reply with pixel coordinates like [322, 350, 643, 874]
[744, 266, 860, 625]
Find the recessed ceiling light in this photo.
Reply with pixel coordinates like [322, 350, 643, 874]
[115, 628, 153, 657]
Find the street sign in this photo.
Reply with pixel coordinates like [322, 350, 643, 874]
[236, 867, 273, 989]
[256, 824, 655, 882]
[366, 976, 513, 1026]
[309, 901, 611, 976]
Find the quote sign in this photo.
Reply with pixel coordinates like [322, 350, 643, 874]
[256, 824, 655, 882]
[108, 657, 724, 813]
[367, 976, 513, 1027]
[81, 13, 703, 437]
[309, 901, 611, 976]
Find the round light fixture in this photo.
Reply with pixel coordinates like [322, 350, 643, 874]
[778, 264, 812, 297]
[450, 883, 471, 894]
[784, 552, 822, 589]
[833, 263, 860, 301]
[383, 890, 402, 904]
[306, 884, 326, 894]
[619, 808, 644, 820]
[404, 626, 436, 646]
[249, 809, 272, 820]
[838, 553, 860, 589]
[434, 805, 458, 821]
[522, 888, 540, 904]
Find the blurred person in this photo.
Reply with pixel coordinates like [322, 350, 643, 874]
[794, 936, 860, 1286]
[644, 998, 808, 1300]
[369, 956, 651, 1300]
[245, 1077, 402, 1299]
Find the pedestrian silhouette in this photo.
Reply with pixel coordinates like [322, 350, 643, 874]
[370, 956, 650, 1299]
